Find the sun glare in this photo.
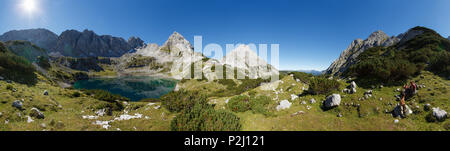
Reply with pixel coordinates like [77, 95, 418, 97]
[21, 0, 38, 14]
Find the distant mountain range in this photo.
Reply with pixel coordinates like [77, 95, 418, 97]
[0, 28, 144, 58]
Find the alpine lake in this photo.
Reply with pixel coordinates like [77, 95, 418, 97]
[73, 76, 177, 101]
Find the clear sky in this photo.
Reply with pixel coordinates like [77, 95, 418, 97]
[1, 0, 449, 70]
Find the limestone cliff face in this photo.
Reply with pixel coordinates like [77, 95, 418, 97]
[0, 29, 58, 51]
[1, 28, 144, 58]
[129, 32, 278, 80]
[53, 29, 142, 58]
[325, 30, 397, 76]
[326, 28, 428, 76]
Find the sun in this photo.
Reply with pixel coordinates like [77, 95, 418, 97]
[20, 0, 38, 14]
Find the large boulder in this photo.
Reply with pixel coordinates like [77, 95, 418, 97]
[276, 100, 292, 111]
[324, 94, 341, 108]
[432, 107, 447, 122]
[393, 104, 412, 118]
[29, 108, 45, 119]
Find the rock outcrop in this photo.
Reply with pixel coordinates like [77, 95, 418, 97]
[221, 45, 279, 79]
[276, 100, 292, 111]
[1, 28, 144, 58]
[53, 29, 140, 57]
[131, 32, 278, 80]
[325, 27, 427, 76]
[325, 30, 396, 76]
[0, 29, 58, 51]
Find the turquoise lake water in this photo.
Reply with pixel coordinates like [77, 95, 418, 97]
[73, 76, 177, 101]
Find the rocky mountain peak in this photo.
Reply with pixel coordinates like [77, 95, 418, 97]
[397, 28, 425, 46]
[0, 28, 58, 51]
[128, 37, 145, 49]
[325, 30, 395, 76]
[162, 32, 193, 51]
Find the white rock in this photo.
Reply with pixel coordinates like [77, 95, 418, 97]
[82, 115, 99, 120]
[93, 121, 111, 129]
[43, 90, 49, 95]
[350, 81, 357, 89]
[26, 116, 34, 123]
[394, 119, 399, 124]
[276, 100, 292, 111]
[291, 94, 298, 101]
[432, 107, 447, 121]
[324, 94, 341, 108]
[114, 113, 143, 121]
[225, 99, 229, 104]
[310, 98, 316, 104]
[95, 109, 106, 116]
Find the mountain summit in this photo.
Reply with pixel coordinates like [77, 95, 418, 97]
[0, 28, 58, 51]
[325, 30, 399, 76]
[0, 28, 144, 58]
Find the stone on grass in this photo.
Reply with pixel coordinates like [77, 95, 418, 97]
[432, 108, 447, 122]
[12, 100, 23, 110]
[310, 98, 316, 104]
[324, 94, 341, 108]
[276, 100, 292, 111]
[291, 94, 298, 101]
[30, 108, 45, 119]
[393, 104, 412, 118]
[43, 90, 49, 96]
[350, 81, 357, 89]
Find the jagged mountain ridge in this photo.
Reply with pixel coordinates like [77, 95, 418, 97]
[325, 27, 433, 76]
[0, 28, 145, 58]
[128, 32, 278, 80]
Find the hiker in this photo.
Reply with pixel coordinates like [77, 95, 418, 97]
[410, 81, 417, 94]
[400, 95, 407, 117]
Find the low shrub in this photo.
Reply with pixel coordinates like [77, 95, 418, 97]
[308, 77, 340, 95]
[37, 56, 51, 69]
[227, 95, 272, 116]
[227, 95, 251, 112]
[161, 90, 208, 112]
[170, 104, 241, 131]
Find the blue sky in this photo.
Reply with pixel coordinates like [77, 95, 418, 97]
[1, 0, 449, 70]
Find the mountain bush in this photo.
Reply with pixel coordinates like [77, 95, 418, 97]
[227, 95, 272, 116]
[37, 56, 51, 69]
[346, 26, 450, 86]
[308, 77, 340, 95]
[0, 42, 37, 85]
[170, 104, 241, 131]
[161, 90, 209, 112]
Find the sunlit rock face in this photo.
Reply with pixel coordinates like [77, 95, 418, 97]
[53, 29, 142, 58]
[0, 28, 58, 51]
[129, 32, 279, 80]
[221, 45, 278, 79]
[325, 27, 426, 76]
